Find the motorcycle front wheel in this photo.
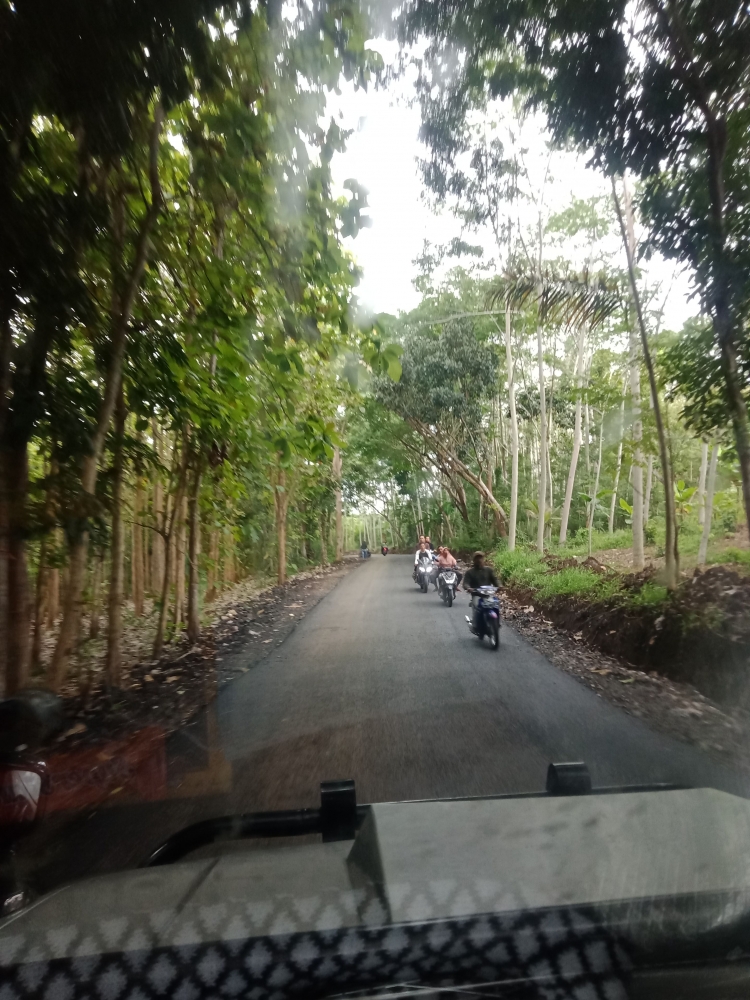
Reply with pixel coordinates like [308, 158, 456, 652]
[421, 579, 428, 593]
[446, 589, 453, 607]
[489, 619, 500, 650]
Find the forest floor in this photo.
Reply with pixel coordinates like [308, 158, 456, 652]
[587, 524, 749, 574]
[47, 558, 361, 751]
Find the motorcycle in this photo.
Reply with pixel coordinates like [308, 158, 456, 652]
[415, 557, 433, 593]
[381, 545, 389, 555]
[465, 585, 501, 650]
[437, 568, 458, 607]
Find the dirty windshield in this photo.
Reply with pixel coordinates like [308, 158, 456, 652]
[2, 0, 750, 991]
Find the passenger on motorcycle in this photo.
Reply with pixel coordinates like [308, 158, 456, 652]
[414, 540, 430, 565]
[463, 551, 500, 631]
[413, 540, 430, 580]
[437, 547, 463, 590]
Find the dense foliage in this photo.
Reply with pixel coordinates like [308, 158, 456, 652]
[0, 1, 390, 695]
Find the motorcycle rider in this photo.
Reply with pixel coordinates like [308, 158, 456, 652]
[463, 550, 500, 632]
[413, 540, 430, 581]
[437, 546, 463, 590]
[411, 535, 425, 572]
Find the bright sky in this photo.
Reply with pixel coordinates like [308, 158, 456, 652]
[327, 42, 696, 330]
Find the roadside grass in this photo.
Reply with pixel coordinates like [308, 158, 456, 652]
[536, 567, 621, 602]
[493, 547, 664, 610]
[625, 581, 669, 607]
[559, 528, 633, 555]
[708, 546, 750, 570]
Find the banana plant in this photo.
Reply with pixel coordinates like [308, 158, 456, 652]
[579, 488, 613, 556]
[674, 480, 697, 532]
[619, 497, 633, 526]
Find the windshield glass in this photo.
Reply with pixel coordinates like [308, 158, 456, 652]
[2, 2, 750, 991]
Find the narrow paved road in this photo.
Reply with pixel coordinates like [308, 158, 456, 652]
[216, 554, 749, 806]
[28, 554, 750, 890]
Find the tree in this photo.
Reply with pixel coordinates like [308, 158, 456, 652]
[399, 0, 750, 540]
[611, 179, 679, 588]
[1, 1, 386, 695]
[375, 318, 509, 533]
[0, 0, 231, 692]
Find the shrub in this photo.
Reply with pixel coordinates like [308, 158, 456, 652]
[624, 582, 668, 608]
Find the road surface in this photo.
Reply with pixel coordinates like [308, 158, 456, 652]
[26, 554, 750, 891]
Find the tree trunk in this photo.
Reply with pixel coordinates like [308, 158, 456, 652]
[644, 456, 654, 525]
[1, 440, 31, 694]
[152, 452, 188, 660]
[132, 473, 145, 617]
[584, 401, 591, 476]
[153, 524, 173, 662]
[320, 512, 329, 566]
[536, 309, 547, 554]
[612, 176, 679, 588]
[414, 479, 424, 536]
[621, 184, 645, 569]
[559, 325, 586, 545]
[151, 427, 165, 594]
[698, 442, 719, 566]
[276, 498, 287, 585]
[717, 323, 750, 533]
[205, 528, 219, 602]
[32, 535, 49, 671]
[697, 440, 709, 526]
[273, 464, 291, 585]
[333, 446, 343, 561]
[608, 398, 625, 534]
[186, 461, 203, 644]
[105, 391, 126, 687]
[46, 464, 98, 691]
[505, 305, 519, 550]
[89, 554, 102, 640]
[588, 411, 605, 557]
[173, 495, 187, 632]
[46, 557, 59, 630]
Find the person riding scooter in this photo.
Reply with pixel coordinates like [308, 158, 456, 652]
[463, 550, 500, 632]
[437, 546, 463, 590]
[412, 536, 427, 580]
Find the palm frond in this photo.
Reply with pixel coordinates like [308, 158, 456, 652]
[487, 268, 621, 330]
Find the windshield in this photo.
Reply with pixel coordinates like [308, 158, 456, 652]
[2, 0, 750, 994]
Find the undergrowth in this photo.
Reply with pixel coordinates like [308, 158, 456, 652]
[492, 548, 665, 610]
[708, 547, 750, 569]
[560, 528, 633, 554]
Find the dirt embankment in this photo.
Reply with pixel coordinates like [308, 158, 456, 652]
[504, 559, 750, 710]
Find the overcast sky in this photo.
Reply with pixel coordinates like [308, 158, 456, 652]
[326, 42, 696, 331]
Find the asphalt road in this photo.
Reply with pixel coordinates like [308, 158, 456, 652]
[26, 554, 750, 890]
